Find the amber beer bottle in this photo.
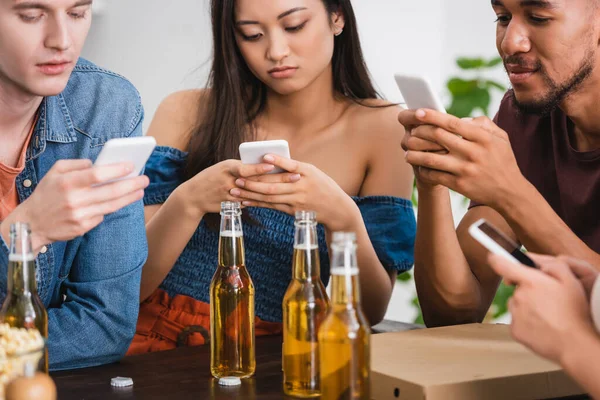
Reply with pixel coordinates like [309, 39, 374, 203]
[0, 223, 49, 373]
[210, 202, 256, 379]
[282, 211, 330, 397]
[318, 232, 370, 400]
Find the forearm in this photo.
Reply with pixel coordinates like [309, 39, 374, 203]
[414, 186, 483, 326]
[560, 328, 600, 399]
[141, 184, 205, 301]
[498, 180, 600, 267]
[326, 201, 393, 326]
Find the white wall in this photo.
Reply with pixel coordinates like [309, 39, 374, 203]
[83, 0, 509, 323]
[352, 0, 445, 103]
[84, 0, 454, 130]
[84, 0, 508, 127]
[441, 0, 509, 115]
[83, 1, 213, 131]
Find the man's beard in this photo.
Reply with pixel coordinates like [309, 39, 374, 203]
[507, 50, 595, 116]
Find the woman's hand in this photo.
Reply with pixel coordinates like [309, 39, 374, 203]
[180, 159, 275, 216]
[229, 154, 360, 231]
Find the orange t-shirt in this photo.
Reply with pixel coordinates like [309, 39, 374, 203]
[0, 118, 37, 221]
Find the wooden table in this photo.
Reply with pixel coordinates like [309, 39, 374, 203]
[52, 321, 590, 399]
[53, 334, 286, 399]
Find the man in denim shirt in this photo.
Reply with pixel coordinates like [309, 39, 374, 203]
[0, 1, 149, 369]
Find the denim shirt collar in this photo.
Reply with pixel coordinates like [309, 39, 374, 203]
[27, 94, 78, 162]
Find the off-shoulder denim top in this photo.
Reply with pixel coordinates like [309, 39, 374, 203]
[145, 146, 416, 322]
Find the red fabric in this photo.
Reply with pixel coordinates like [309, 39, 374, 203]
[128, 289, 282, 355]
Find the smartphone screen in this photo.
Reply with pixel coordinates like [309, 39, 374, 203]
[479, 222, 536, 268]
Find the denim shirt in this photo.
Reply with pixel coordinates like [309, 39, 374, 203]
[0, 59, 148, 371]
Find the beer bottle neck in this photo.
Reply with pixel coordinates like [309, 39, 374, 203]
[7, 257, 37, 295]
[292, 221, 320, 281]
[330, 240, 361, 307]
[218, 213, 245, 267]
[8, 223, 37, 295]
[330, 272, 361, 307]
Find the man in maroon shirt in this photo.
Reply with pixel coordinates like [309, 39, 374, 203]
[398, 0, 600, 327]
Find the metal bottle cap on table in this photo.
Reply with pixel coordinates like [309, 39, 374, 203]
[218, 376, 242, 387]
[111, 376, 134, 387]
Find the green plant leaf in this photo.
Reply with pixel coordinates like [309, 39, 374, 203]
[411, 179, 418, 207]
[397, 271, 412, 282]
[447, 94, 478, 118]
[492, 281, 515, 318]
[456, 57, 486, 70]
[485, 57, 503, 68]
[447, 86, 491, 118]
[411, 297, 425, 325]
[485, 80, 506, 92]
[414, 314, 425, 325]
[472, 86, 492, 115]
[447, 78, 478, 96]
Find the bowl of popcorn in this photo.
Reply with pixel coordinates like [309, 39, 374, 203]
[0, 324, 54, 400]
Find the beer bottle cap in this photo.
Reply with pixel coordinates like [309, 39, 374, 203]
[218, 377, 242, 386]
[111, 376, 134, 387]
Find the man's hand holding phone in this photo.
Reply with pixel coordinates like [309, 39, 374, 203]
[394, 74, 450, 189]
[398, 107, 528, 208]
[395, 74, 529, 207]
[1, 159, 150, 253]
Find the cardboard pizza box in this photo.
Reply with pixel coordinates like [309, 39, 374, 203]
[371, 323, 586, 400]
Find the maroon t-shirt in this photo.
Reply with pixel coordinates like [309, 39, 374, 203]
[473, 90, 600, 252]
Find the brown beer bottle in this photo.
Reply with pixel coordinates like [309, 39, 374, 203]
[318, 232, 370, 400]
[210, 202, 255, 379]
[0, 223, 49, 373]
[282, 211, 330, 397]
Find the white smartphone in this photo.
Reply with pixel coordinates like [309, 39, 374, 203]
[94, 136, 157, 181]
[394, 74, 447, 113]
[469, 219, 537, 268]
[239, 140, 291, 174]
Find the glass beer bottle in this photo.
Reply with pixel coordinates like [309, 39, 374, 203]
[318, 232, 370, 400]
[282, 211, 330, 397]
[0, 223, 49, 373]
[210, 202, 255, 379]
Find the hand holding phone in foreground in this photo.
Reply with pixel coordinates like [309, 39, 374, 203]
[528, 254, 599, 301]
[488, 253, 595, 364]
[469, 218, 536, 268]
[0, 159, 149, 253]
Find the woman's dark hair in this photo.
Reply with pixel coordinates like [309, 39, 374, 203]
[184, 0, 381, 180]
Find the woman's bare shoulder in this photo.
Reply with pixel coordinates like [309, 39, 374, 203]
[346, 99, 405, 141]
[146, 89, 209, 151]
[346, 100, 412, 198]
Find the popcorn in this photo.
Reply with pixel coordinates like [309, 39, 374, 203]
[0, 324, 44, 399]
